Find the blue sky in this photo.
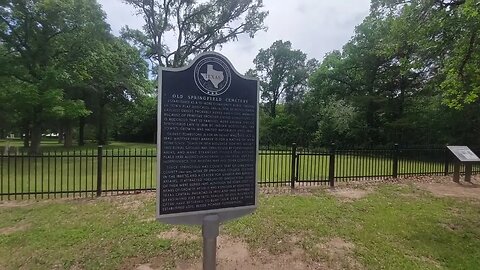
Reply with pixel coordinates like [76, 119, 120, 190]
[97, 0, 371, 73]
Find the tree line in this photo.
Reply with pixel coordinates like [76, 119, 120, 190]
[256, 0, 480, 147]
[1, 0, 479, 153]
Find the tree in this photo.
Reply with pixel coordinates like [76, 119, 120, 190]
[78, 37, 149, 145]
[247, 40, 317, 118]
[0, 0, 110, 153]
[437, 0, 480, 108]
[312, 98, 363, 146]
[369, 0, 480, 109]
[307, 0, 480, 146]
[112, 93, 157, 143]
[122, 0, 268, 68]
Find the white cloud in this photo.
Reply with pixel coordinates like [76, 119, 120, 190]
[97, 0, 370, 73]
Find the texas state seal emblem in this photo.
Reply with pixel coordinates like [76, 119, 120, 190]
[194, 56, 232, 96]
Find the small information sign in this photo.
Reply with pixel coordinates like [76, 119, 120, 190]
[447, 146, 480, 162]
[447, 146, 480, 183]
[156, 52, 259, 225]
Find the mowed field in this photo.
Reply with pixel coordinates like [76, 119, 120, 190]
[1, 140, 479, 198]
[1, 177, 480, 269]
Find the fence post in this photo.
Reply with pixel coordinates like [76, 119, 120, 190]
[444, 144, 449, 176]
[290, 143, 297, 189]
[393, 143, 399, 178]
[329, 143, 336, 187]
[96, 146, 103, 197]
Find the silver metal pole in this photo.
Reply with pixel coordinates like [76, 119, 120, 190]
[202, 215, 219, 270]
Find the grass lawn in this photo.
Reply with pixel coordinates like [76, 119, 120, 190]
[1, 179, 480, 269]
[0, 139, 156, 151]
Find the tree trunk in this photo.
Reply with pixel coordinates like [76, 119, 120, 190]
[64, 123, 73, 148]
[78, 117, 86, 146]
[22, 127, 30, 148]
[270, 100, 277, 118]
[29, 123, 42, 155]
[58, 128, 64, 144]
[97, 105, 107, 145]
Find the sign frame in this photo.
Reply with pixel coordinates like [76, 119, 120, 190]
[156, 52, 259, 225]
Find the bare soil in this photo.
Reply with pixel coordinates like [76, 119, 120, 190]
[107, 193, 152, 210]
[157, 228, 200, 242]
[327, 188, 372, 201]
[0, 201, 37, 208]
[0, 222, 30, 235]
[133, 234, 365, 270]
[416, 181, 480, 199]
[315, 237, 363, 270]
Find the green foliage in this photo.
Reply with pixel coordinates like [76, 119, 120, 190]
[440, 0, 480, 108]
[122, 0, 268, 68]
[248, 40, 317, 118]
[313, 98, 363, 146]
[307, 0, 480, 146]
[0, 0, 150, 149]
[0, 0, 113, 151]
[113, 94, 157, 143]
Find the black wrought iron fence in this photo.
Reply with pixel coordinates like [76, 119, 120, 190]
[1, 144, 479, 200]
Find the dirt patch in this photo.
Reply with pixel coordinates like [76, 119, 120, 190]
[121, 257, 164, 270]
[115, 199, 145, 210]
[135, 264, 154, 270]
[261, 186, 324, 196]
[134, 235, 326, 270]
[316, 237, 363, 270]
[416, 181, 480, 199]
[177, 236, 322, 270]
[288, 235, 303, 244]
[260, 175, 470, 197]
[0, 223, 30, 235]
[0, 201, 41, 208]
[333, 175, 480, 189]
[157, 228, 200, 242]
[328, 188, 372, 201]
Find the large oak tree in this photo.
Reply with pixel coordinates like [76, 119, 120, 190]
[122, 0, 268, 68]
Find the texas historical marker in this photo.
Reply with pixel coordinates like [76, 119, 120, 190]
[156, 52, 258, 269]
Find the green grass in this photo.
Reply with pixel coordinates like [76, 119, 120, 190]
[0, 196, 191, 269]
[228, 185, 480, 269]
[1, 184, 480, 269]
[0, 139, 155, 151]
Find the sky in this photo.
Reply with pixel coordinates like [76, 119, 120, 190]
[97, 0, 371, 73]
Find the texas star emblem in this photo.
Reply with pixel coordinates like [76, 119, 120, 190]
[194, 56, 232, 96]
[201, 65, 224, 88]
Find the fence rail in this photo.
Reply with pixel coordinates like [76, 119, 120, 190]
[1, 144, 479, 200]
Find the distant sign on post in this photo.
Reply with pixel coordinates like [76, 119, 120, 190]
[156, 52, 259, 225]
[447, 146, 480, 162]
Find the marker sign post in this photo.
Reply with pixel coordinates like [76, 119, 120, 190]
[157, 52, 258, 270]
[447, 146, 480, 182]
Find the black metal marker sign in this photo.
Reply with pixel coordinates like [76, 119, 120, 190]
[156, 52, 258, 225]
